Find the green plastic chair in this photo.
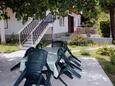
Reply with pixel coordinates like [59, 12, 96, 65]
[52, 40, 81, 66]
[57, 48, 81, 78]
[14, 48, 52, 86]
[10, 47, 35, 71]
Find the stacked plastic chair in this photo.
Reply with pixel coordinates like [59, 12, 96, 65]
[52, 40, 81, 68]
[52, 41, 82, 86]
[12, 47, 52, 86]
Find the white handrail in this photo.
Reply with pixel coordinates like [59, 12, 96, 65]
[34, 24, 51, 47]
[19, 20, 41, 45]
[18, 18, 33, 34]
[30, 13, 51, 36]
[30, 20, 42, 36]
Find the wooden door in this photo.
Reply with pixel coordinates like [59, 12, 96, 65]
[68, 15, 74, 33]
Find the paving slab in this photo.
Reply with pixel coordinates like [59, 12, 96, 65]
[0, 52, 113, 86]
[50, 58, 113, 86]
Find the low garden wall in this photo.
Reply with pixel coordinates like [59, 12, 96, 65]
[87, 37, 112, 44]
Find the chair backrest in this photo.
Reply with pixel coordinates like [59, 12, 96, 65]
[57, 48, 67, 61]
[52, 40, 67, 48]
[36, 43, 43, 49]
[24, 47, 35, 57]
[25, 48, 48, 76]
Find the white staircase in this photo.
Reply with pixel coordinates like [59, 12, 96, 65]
[18, 13, 53, 50]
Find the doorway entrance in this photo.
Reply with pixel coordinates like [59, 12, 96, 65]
[68, 15, 74, 33]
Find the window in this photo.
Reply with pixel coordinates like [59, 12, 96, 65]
[59, 16, 64, 27]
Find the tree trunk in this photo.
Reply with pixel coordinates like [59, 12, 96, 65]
[110, 7, 115, 44]
[0, 28, 6, 44]
[0, 20, 6, 44]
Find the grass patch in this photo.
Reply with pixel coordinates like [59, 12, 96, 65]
[0, 43, 19, 53]
[80, 50, 91, 56]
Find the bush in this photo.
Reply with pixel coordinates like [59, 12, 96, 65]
[80, 50, 91, 56]
[104, 63, 115, 74]
[97, 47, 115, 65]
[96, 47, 113, 56]
[68, 35, 93, 46]
[110, 51, 115, 65]
[100, 21, 110, 37]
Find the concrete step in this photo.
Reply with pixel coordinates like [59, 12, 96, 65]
[21, 47, 32, 50]
[24, 40, 32, 44]
[23, 43, 33, 47]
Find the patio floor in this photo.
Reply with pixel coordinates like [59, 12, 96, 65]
[0, 52, 113, 86]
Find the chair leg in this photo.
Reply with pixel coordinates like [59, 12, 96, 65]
[58, 77, 68, 86]
[64, 71, 73, 79]
[69, 58, 81, 67]
[14, 70, 26, 86]
[45, 71, 52, 86]
[58, 66, 73, 79]
[69, 63, 82, 71]
[36, 75, 43, 86]
[68, 67, 81, 78]
[71, 56, 81, 63]
[10, 63, 20, 71]
[24, 79, 32, 86]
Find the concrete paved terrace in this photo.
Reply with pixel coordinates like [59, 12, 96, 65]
[0, 50, 113, 86]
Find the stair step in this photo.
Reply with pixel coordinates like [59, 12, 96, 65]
[19, 13, 52, 50]
[21, 46, 34, 50]
[27, 39, 33, 41]
[25, 41, 32, 44]
[23, 43, 32, 46]
[21, 47, 30, 50]
[23, 45, 32, 47]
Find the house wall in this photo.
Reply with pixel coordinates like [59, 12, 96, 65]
[0, 8, 80, 40]
[4, 9, 69, 36]
[53, 16, 68, 34]
[5, 8, 24, 35]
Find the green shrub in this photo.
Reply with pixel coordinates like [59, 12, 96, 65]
[68, 35, 93, 46]
[104, 63, 115, 74]
[96, 47, 113, 56]
[97, 12, 110, 36]
[110, 51, 115, 65]
[80, 50, 91, 56]
[100, 21, 110, 37]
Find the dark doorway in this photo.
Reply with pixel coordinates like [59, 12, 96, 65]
[68, 15, 74, 33]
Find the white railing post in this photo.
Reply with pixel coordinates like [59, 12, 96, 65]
[19, 33, 22, 48]
[31, 33, 34, 46]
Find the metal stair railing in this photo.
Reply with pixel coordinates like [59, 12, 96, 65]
[19, 19, 39, 45]
[31, 13, 53, 45]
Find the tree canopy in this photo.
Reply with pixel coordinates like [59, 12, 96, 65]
[0, 0, 99, 24]
[0, 0, 115, 22]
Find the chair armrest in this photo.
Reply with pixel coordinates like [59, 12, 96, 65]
[10, 62, 20, 71]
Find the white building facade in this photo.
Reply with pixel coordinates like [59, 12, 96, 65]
[0, 8, 81, 41]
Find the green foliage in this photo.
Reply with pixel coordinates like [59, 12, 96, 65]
[104, 63, 115, 74]
[110, 51, 115, 65]
[80, 50, 91, 56]
[99, 0, 115, 11]
[97, 12, 110, 35]
[0, 44, 19, 53]
[0, 2, 9, 20]
[0, 13, 9, 20]
[100, 21, 110, 37]
[6, 33, 18, 43]
[0, 0, 99, 23]
[68, 35, 93, 46]
[96, 47, 113, 56]
[97, 47, 115, 65]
